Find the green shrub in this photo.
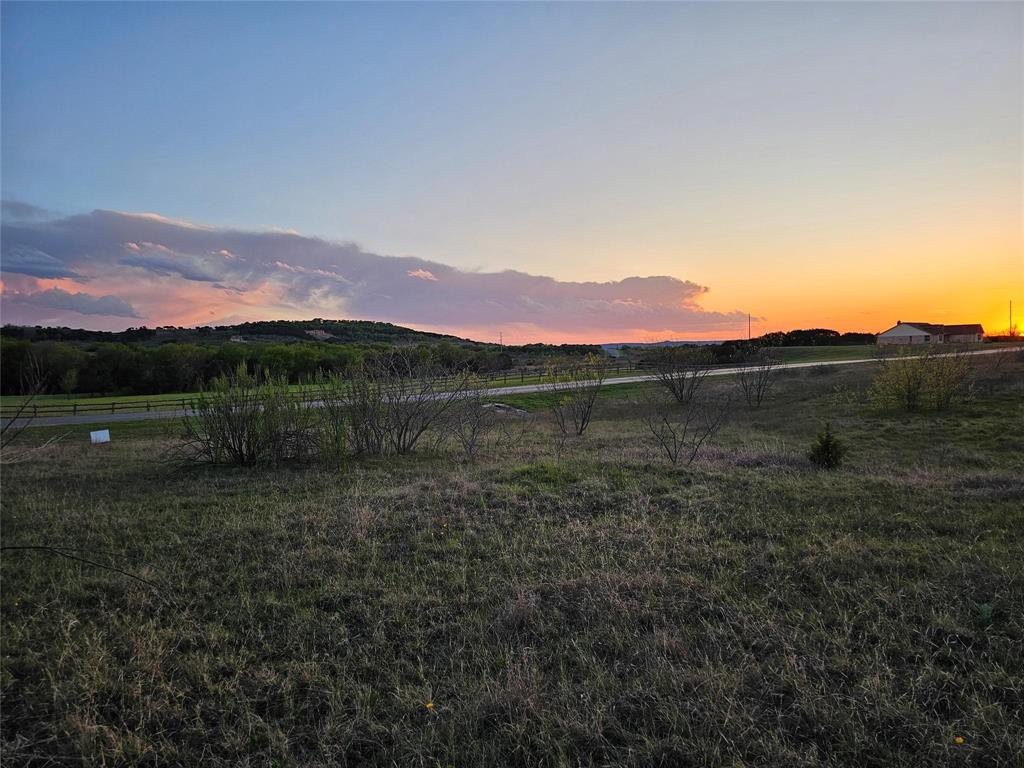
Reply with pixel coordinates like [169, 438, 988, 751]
[868, 349, 972, 411]
[176, 365, 318, 466]
[808, 422, 846, 469]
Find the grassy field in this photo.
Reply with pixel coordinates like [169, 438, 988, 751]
[771, 344, 876, 362]
[4, 345, 1016, 415]
[2, 355, 1022, 766]
[0, 366, 642, 414]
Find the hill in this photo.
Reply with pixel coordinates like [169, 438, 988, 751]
[1, 318, 474, 347]
[0, 320, 605, 397]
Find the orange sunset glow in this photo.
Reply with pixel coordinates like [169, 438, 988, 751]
[2, 2, 1021, 343]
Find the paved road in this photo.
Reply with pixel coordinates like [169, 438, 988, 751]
[5, 346, 1019, 429]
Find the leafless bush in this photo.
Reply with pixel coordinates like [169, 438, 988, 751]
[347, 353, 466, 455]
[313, 372, 350, 465]
[735, 349, 778, 408]
[638, 386, 731, 465]
[548, 355, 605, 436]
[449, 375, 500, 461]
[649, 347, 714, 405]
[175, 366, 318, 465]
[346, 366, 389, 455]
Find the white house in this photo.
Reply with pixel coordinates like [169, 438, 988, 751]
[877, 321, 985, 345]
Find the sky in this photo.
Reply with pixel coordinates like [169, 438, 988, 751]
[1, 1, 1021, 342]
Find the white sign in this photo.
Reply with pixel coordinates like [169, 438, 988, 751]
[90, 429, 111, 444]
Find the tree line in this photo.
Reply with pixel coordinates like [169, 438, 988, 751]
[0, 338, 520, 396]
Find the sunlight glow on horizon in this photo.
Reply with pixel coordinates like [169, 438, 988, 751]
[1, 2, 1020, 341]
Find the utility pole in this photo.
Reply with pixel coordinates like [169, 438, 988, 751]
[748, 313, 751, 340]
[499, 331, 503, 347]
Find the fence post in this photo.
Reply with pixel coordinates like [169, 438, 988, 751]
[111, 402, 116, 413]
[73, 403, 78, 415]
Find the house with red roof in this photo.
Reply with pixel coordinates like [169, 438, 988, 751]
[877, 321, 985, 345]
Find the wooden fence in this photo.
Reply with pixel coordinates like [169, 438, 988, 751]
[1, 361, 644, 419]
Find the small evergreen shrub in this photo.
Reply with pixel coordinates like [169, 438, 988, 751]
[808, 423, 846, 469]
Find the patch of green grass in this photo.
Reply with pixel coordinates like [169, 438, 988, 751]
[2, 358, 1022, 766]
[500, 461, 581, 490]
[10, 417, 180, 444]
[770, 344, 877, 362]
[496, 380, 653, 412]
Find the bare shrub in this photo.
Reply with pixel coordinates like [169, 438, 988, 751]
[492, 405, 536, 462]
[450, 375, 500, 461]
[346, 366, 389, 455]
[313, 372, 350, 465]
[176, 365, 318, 466]
[649, 347, 714, 405]
[548, 355, 605, 436]
[638, 386, 731, 465]
[735, 349, 778, 408]
[347, 353, 465, 456]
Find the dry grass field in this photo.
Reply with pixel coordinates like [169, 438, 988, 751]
[2, 356, 1022, 766]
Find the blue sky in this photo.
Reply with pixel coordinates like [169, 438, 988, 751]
[1, 2, 1021, 339]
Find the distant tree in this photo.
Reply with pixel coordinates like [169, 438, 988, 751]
[153, 344, 209, 393]
[79, 343, 144, 395]
[33, 342, 87, 394]
[0, 338, 32, 394]
[257, 345, 295, 379]
[58, 368, 78, 397]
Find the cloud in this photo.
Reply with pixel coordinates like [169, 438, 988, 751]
[118, 241, 222, 282]
[407, 268, 439, 282]
[1, 244, 82, 279]
[3, 286, 141, 318]
[1, 200, 60, 222]
[0, 206, 747, 340]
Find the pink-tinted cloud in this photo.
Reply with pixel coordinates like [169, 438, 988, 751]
[407, 268, 439, 282]
[1, 203, 747, 340]
[2, 285, 140, 318]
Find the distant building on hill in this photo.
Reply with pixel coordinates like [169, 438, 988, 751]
[877, 321, 984, 345]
